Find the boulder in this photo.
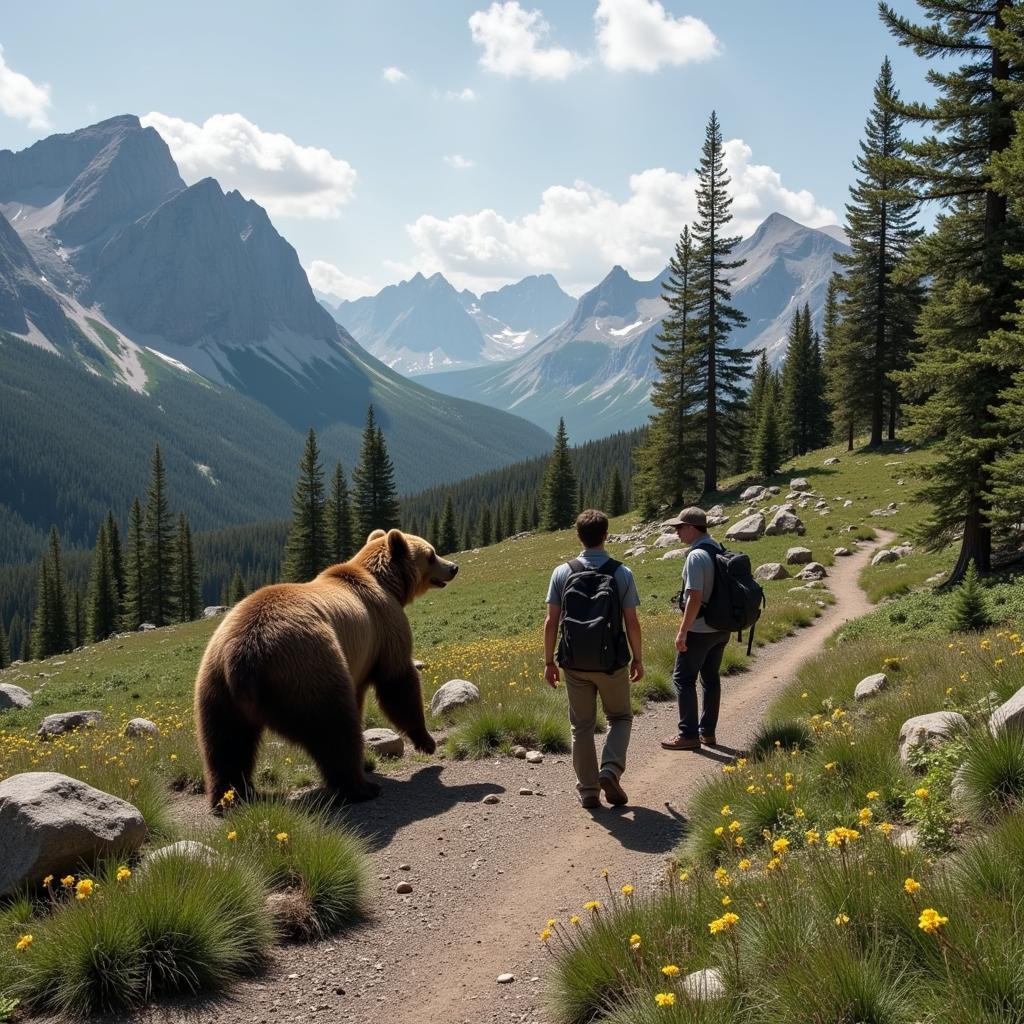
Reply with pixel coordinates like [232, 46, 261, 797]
[755, 563, 789, 582]
[833, 547, 852, 557]
[623, 546, 648, 558]
[141, 841, 218, 871]
[526, 750, 544, 764]
[740, 485, 766, 501]
[706, 505, 726, 518]
[898, 712, 968, 765]
[766, 485, 781, 495]
[795, 562, 828, 581]
[814, 500, 828, 510]
[989, 685, 1024, 737]
[725, 514, 765, 542]
[37, 710, 102, 739]
[764, 510, 806, 536]
[653, 532, 679, 549]
[871, 549, 900, 566]
[659, 548, 687, 560]
[0, 684, 32, 711]
[706, 515, 730, 528]
[138, 622, 157, 632]
[682, 967, 726, 1001]
[364, 728, 404, 757]
[0, 773, 146, 896]
[511, 746, 528, 759]
[785, 546, 813, 565]
[430, 679, 481, 718]
[123, 717, 159, 738]
[824, 457, 841, 466]
[202, 606, 227, 619]
[892, 544, 914, 558]
[790, 477, 810, 491]
[854, 673, 888, 701]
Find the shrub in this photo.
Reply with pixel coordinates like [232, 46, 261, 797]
[947, 562, 991, 633]
[749, 719, 812, 760]
[958, 727, 1024, 820]
[446, 701, 571, 759]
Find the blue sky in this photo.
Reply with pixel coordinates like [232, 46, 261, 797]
[0, 1, 934, 297]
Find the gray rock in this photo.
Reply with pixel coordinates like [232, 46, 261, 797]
[871, 549, 900, 566]
[898, 712, 969, 765]
[785, 546, 813, 565]
[0, 772, 146, 896]
[706, 515, 730, 528]
[740, 485, 766, 501]
[755, 562, 789, 582]
[37, 710, 102, 739]
[989, 685, 1024, 737]
[525, 750, 544, 764]
[843, 499, 853, 508]
[951, 764, 970, 808]
[855, 673, 888, 701]
[765, 509, 806, 537]
[894, 827, 920, 851]
[833, 547, 852, 557]
[795, 562, 828, 581]
[142, 840, 218, 871]
[395, 881, 413, 894]
[653, 532, 680, 548]
[482, 793, 501, 804]
[123, 717, 159, 738]
[893, 544, 914, 558]
[790, 477, 810, 491]
[725, 513, 765, 542]
[364, 728, 404, 758]
[824, 457, 841, 466]
[766, 485, 781, 495]
[706, 505, 726, 518]
[202, 605, 227, 618]
[682, 967, 726, 1001]
[623, 546, 648, 558]
[430, 679, 481, 718]
[659, 548, 686, 560]
[518, 787, 534, 796]
[0, 684, 32, 711]
[138, 622, 157, 631]
[511, 745, 528, 759]
[814, 500, 828, 510]
[496, 973, 515, 984]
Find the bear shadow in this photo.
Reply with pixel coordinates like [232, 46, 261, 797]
[294, 764, 503, 851]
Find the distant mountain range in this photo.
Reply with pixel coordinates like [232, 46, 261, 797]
[0, 116, 551, 558]
[323, 271, 576, 375]
[419, 213, 850, 440]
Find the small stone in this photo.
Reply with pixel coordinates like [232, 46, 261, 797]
[138, 622, 157, 632]
[396, 882, 413, 894]
[430, 679, 481, 718]
[898, 712, 969, 765]
[399, 863, 411, 870]
[123, 717, 159, 738]
[785, 546, 813, 565]
[795, 562, 828, 581]
[525, 750, 544, 764]
[789, 477, 810, 490]
[833, 547, 852, 556]
[496, 973, 515, 984]
[482, 793, 501, 804]
[823, 457, 841, 466]
[754, 562, 789, 582]
[872, 549, 900, 566]
[511, 745, 528, 759]
[37, 710, 102, 739]
[364, 728, 404, 758]
[682, 967, 726, 1000]
[202, 606, 227, 619]
[855, 673, 888, 701]
[725, 513, 766, 542]
[518, 787, 534, 796]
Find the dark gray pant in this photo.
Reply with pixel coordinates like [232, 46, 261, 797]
[672, 630, 730, 738]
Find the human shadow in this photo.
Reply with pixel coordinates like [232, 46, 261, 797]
[292, 764, 502, 851]
[585, 800, 687, 855]
[694, 743, 745, 764]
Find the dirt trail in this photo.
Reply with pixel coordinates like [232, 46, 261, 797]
[158, 531, 892, 1024]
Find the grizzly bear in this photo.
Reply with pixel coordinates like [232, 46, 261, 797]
[194, 529, 458, 810]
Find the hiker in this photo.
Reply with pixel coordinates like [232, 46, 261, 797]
[543, 509, 643, 809]
[660, 507, 732, 751]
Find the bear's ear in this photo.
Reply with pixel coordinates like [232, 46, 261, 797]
[386, 529, 410, 559]
[366, 529, 386, 543]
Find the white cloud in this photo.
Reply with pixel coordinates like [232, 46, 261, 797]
[382, 66, 408, 83]
[469, 2, 586, 80]
[306, 260, 376, 302]
[140, 112, 357, 219]
[444, 87, 477, 101]
[405, 139, 837, 292]
[0, 45, 51, 129]
[595, 0, 720, 72]
[444, 153, 476, 170]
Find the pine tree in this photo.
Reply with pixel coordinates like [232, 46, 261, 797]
[283, 429, 329, 582]
[780, 306, 830, 456]
[87, 521, 119, 642]
[32, 527, 71, 658]
[833, 56, 923, 448]
[479, 505, 493, 547]
[105, 510, 125, 608]
[634, 225, 704, 509]
[352, 407, 401, 537]
[174, 514, 201, 622]
[123, 498, 146, 629]
[518, 500, 532, 533]
[408, 516, 420, 539]
[690, 111, 754, 492]
[605, 466, 626, 516]
[229, 569, 247, 605]
[143, 446, 175, 626]
[531, 498, 540, 529]
[72, 588, 85, 649]
[822, 273, 863, 450]
[541, 418, 579, 530]
[8, 614, 22, 664]
[947, 562, 991, 632]
[326, 462, 355, 564]
[428, 512, 440, 550]
[809, 330, 831, 449]
[745, 351, 773, 463]
[880, 0, 1023, 579]
[751, 384, 783, 478]
[492, 505, 504, 544]
[0, 618, 9, 669]
[439, 495, 459, 554]
[31, 556, 52, 660]
[461, 522, 474, 552]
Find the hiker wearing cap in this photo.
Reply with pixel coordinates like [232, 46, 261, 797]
[544, 509, 644, 809]
[660, 506, 731, 751]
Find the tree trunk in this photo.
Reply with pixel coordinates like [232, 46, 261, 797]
[847, 420, 854, 452]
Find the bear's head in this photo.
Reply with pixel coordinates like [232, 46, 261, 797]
[359, 529, 458, 605]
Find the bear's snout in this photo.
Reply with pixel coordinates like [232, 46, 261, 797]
[430, 559, 458, 588]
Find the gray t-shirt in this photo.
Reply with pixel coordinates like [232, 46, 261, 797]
[683, 536, 721, 633]
[545, 550, 640, 610]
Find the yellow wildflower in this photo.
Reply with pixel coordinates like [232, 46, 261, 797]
[547, 919, 556, 928]
[721, 804, 732, 816]
[918, 908, 948, 934]
[734, 835, 745, 847]
[914, 788, 929, 800]
[116, 867, 131, 883]
[826, 826, 860, 848]
[772, 837, 790, 855]
[42, 874, 53, 887]
[61, 875, 75, 889]
[539, 928, 552, 943]
[766, 856, 782, 872]
[866, 791, 880, 801]
[16, 934, 33, 951]
[878, 822, 895, 836]
[75, 878, 94, 900]
[722, 895, 732, 906]
[709, 912, 739, 934]
[738, 858, 752, 871]
[585, 900, 602, 913]
[621, 884, 634, 896]
[227, 830, 238, 841]
[602, 868, 609, 878]
[834, 913, 850, 926]
[805, 830, 820, 846]
[629, 933, 641, 947]
[824, 762, 837, 771]
[570, 915, 581, 926]
[728, 819, 741, 832]
[655, 992, 676, 1007]
[904, 878, 921, 895]
[794, 807, 806, 819]
[801, 691, 809, 699]
[661, 964, 680, 977]
[275, 832, 289, 844]
[714, 826, 725, 837]
[859, 807, 873, 825]
[678, 871, 689, 882]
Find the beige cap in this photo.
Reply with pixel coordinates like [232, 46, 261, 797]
[662, 506, 707, 529]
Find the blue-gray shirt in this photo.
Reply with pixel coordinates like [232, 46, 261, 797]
[683, 536, 721, 633]
[545, 550, 640, 610]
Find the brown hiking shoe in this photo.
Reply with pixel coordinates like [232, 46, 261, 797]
[600, 774, 628, 806]
[580, 793, 601, 809]
[661, 735, 701, 751]
[700, 733, 718, 746]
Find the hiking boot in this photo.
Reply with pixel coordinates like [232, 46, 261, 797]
[661, 735, 701, 751]
[599, 774, 629, 806]
[580, 793, 601, 809]
[700, 733, 718, 747]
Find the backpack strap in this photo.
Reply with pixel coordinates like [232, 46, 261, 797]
[566, 558, 587, 575]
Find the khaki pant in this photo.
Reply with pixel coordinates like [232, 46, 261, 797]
[563, 665, 633, 798]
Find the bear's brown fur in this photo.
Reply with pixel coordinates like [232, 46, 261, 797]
[193, 529, 458, 810]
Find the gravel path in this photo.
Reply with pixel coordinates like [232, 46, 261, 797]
[147, 531, 891, 1024]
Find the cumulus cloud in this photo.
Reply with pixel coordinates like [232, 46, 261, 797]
[382, 66, 407, 83]
[0, 45, 51, 129]
[405, 138, 837, 292]
[306, 260, 376, 302]
[444, 87, 477, 101]
[141, 112, 357, 219]
[595, 0, 720, 72]
[469, 2, 586, 80]
[444, 153, 476, 170]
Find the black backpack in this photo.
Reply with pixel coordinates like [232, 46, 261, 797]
[556, 559, 631, 674]
[686, 540, 766, 655]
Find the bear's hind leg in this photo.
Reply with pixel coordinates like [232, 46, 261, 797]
[196, 675, 263, 811]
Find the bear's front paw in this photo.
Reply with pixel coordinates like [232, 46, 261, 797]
[414, 732, 437, 755]
[343, 780, 381, 803]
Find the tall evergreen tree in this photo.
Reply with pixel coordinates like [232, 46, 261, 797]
[881, 0, 1023, 580]
[541, 418, 579, 530]
[8, 614, 22, 664]
[751, 396, 784, 479]
[326, 462, 355, 564]
[833, 56, 923, 448]
[0, 617, 9, 669]
[283, 429, 329, 583]
[71, 588, 85, 649]
[504, 498, 516, 538]
[605, 466, 626, 517]
[31, 556, 52, 660]
[822, 273, 863, 450]
[352, 406, 401, 537]
[32, 527, 71, 658]
[123, 498, 146, 629]
[781, 306, 831, 456]
[461, 522, 474, 552]
[428, 512, 440, 550]
[634, 225, 704, 510]
[87, 522, 119, 642]
[518, 500, 532, 533]
[105, 510, 125, 608]
[174, 514, 201, 622]
[492, 505, 504, 544]
[479, 504, 493, 547]
[229, 569, 247, 605]
[439, 495, 459, 554]
[745, 351, 773, 464]
[690, 111, 754, 492]
[143, 445, 175, 626]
